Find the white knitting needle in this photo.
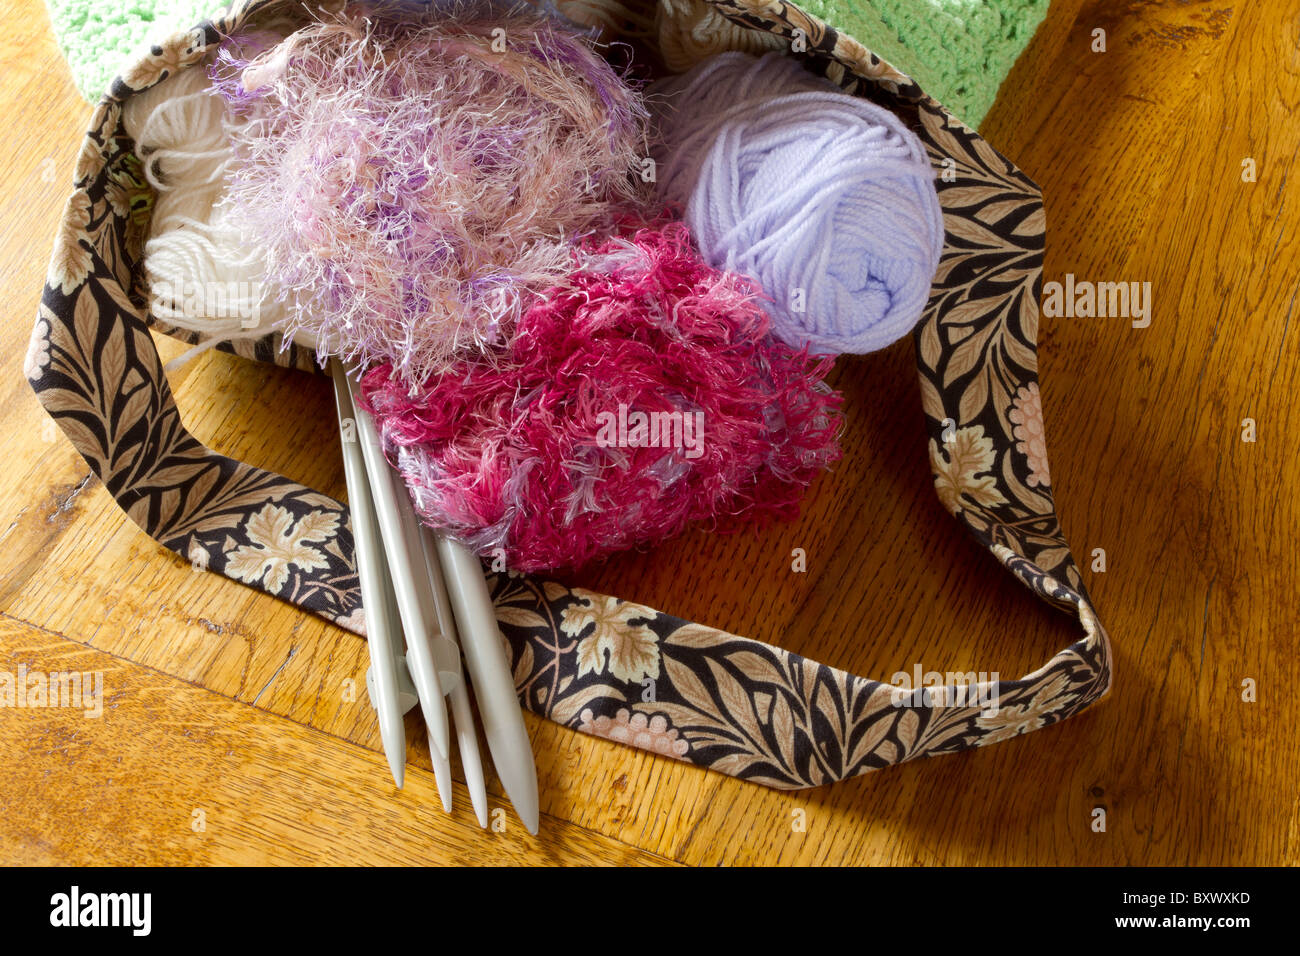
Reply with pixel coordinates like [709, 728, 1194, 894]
[377, 563, 420, 722]
[435, 536, 539, 835]
[417, 525, 490, 828]
[361, 415, 472, 816]
[332, 357, 524, 826]
[361, 417, 458, 806]
[329, 358, 406, 787]
[354, 418, 501, 826]
[372, 522, 454, 813]
[345, 389, 493, 826]
[342, 370, 451, 766]
[355, 440, 460, 814]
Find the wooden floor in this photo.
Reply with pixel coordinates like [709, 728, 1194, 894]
[1, 0, 1296, 866]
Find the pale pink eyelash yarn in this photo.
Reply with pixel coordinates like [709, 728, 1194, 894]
[212, 4, 652, 383]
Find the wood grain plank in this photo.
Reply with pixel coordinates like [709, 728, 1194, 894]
[0, 615, 678, 865]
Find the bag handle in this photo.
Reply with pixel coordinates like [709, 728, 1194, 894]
[27, 0, 1111, 788]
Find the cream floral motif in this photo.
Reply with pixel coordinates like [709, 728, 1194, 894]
[224, 504, 339, 594]
[120, 28, 208, 91]
[929, 424, 1009, 515]
[973, 672, 1070, 744]
[25, 315, 51, 381]
[578, 707, 690, 758]
[103, 171, 133, 219]
[1009, 382, 1051, 487]
[562, 592, 660, 684]
[74, 134, 102, 188]
[47, 190, 92, 296]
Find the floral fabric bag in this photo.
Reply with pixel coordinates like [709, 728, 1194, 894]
[28, 0, 1111, 788]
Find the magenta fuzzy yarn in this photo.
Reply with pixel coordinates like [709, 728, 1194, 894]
[358, 220, 843, 572]
[212, 5, 651, 383]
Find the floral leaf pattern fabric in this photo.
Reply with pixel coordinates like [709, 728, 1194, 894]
[930, 425, 1008, 515]
[29, 0, 1111, 789]
[224, 504, 339, 594]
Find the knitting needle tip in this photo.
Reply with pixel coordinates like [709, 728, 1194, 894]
[385, 744, 405, 790]
[492, 734, 539, 835]
[431, 748, 453, 813]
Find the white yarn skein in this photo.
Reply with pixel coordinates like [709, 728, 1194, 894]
[651, 52, 945, 356]
[124, 53, 288, 364]
[125, 64, 230, 207]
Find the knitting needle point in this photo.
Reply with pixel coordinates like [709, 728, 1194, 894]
[450, 682, 489, 828]
[432, 758, 453, 814]
[418, 526, 490, 829]
[435, 536, 539, 835]
[425, 688, 454, 814]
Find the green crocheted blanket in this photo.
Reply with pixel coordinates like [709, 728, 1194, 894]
[799, 0, 1049, 127]
[45, 0, 1048, 128]
[46, 1, 217, 99]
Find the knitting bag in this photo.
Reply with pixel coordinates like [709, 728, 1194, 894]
[28, 0, 1111, 789]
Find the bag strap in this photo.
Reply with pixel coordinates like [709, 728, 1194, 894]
[27, 0, 1111, 789]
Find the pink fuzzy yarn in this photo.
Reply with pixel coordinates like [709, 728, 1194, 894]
[213, 5, 651, 383]
[358, 220, 843, 572]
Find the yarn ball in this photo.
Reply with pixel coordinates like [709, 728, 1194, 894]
[358, 220, 843, 572]
[650, 51, 945, 356]
[212, 5, 651, 383]
[125, 60, 291, 347]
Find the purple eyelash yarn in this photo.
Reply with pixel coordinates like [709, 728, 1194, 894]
[212, 4, 651, 383]
[357, 219, 844, 572]
[650, 51, 945, 356]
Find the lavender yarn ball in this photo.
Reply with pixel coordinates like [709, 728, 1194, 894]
[650, 51, 945, 355]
